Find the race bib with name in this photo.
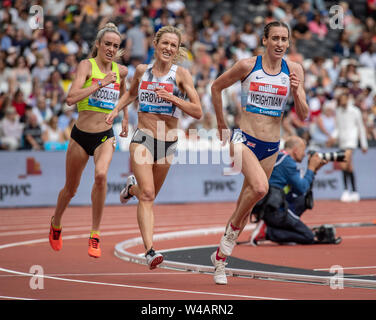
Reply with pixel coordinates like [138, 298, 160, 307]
[246, 82, 288, 117]
[139, 81, 174, 115]
[88, 78, 120, 110]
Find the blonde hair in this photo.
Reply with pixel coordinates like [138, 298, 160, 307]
[154, 26, 188, 64]
[90, 23, 124, 59]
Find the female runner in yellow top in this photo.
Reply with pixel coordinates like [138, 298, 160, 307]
[49, 23, 128, 258]
[105, 26, 202, 269]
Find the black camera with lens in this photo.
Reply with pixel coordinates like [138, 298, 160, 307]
[308, 150, 346, 162]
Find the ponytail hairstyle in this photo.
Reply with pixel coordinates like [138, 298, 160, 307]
[153, 25, 188, 64]
[263, 21, 290, 39]
[90, 22, 124, 59]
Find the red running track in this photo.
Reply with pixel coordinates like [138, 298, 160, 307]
[0, 200, 376, 300]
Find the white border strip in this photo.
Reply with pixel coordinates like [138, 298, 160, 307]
[315, 266, 376, 271]
[114, 226, 376, 289]
[0, 267, 285, 300]
[0, 295, 35, 300]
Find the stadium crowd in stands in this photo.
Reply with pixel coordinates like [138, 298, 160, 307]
[0, 0, 375, 151]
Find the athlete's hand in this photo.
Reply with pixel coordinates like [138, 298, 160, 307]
[120, 116, 128, 137]
[155, 87, 174, 103]
[105, 109, 118, 125]
[289, 72, 301, 94]
[102, 72, 117, 87]
[217, 123, 231, 146]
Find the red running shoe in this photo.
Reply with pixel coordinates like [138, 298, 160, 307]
[88, 234, 101, 258]
[49, 217, 62, 251]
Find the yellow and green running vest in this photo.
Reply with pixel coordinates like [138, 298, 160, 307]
[77, 58, 120, 114]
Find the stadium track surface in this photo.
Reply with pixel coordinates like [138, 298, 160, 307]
[1, 200, 376, 300]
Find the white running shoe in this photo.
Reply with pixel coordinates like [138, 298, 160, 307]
[210, 251, 227, 285]
[120, 175, 137, 204]
[145, 248, 164, 270]
[340, 190, 351, 202]
[349, 191, 360, 202]
[219, 224, 240, 256]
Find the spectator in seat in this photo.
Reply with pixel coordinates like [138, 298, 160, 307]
[0, 106, 24, 150]
[292, 15, 312, 40]
[308, 13, 328, 40]
[22, 112, 44, 150]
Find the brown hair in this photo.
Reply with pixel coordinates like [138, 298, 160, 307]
[90, 23, 124, 59]
[263, 21, 290, 39]
[154, 26, 188, 64]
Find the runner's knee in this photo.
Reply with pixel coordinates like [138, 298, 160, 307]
[62, 185, 78, 199]
[251, 179, 269, 201]
[94, 170, 107, 188]
[139, 187, 155, 202]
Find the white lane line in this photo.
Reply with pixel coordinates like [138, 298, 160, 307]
[0, 225, 195, 250]
[342, 235, 376, 240]
[0, 224, 139, 237]
[0, 224, 286, 300]
[4, 227, 371, 243]
[314, 266, 376, 271]
[0, 272, 187, 277]
[0, 267, 286, 300]
[0, 231, 131, 250]
[0, 222, 221, 235]
[0, 295, 36, 300]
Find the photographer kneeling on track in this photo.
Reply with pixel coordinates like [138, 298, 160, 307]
[248, 135, 342, 246]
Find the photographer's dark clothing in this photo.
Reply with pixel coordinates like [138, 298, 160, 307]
[262, 151, 316, 244]
[265, 206, 314, 244]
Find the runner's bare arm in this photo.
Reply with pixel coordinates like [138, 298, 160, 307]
[105, 64, 146, 125]
[288, 62, 309, 121]
[117, 64, 146, 111]
[66, 60, 116, 105]
[155, 67, 202, 119]
[118, 65, 128, 98]
[118, 65, 129, 135]
[211, 58, 255, 140]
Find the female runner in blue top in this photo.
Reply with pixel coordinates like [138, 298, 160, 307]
[210, 21, 309, 285]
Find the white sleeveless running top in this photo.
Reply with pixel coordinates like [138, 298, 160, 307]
[241, 55, 290, 117]
[138, 64, 185, 118]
